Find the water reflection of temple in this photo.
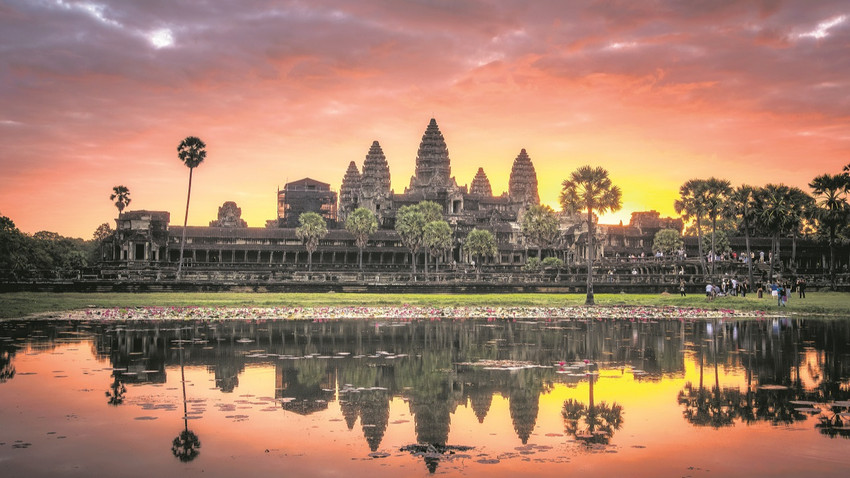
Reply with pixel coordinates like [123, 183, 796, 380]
[5, 316, 849, 451]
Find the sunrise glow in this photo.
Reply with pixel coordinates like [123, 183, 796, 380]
[1, 1, 848, 238]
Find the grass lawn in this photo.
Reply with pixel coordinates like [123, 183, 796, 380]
[1, 291, 848, 319]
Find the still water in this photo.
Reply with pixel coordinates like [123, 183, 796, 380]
[1, 316, 849, 477]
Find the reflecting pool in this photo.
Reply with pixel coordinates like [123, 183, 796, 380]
[1, 316, 849, 477]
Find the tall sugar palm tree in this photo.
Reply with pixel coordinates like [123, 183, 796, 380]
[728, 185, 758, 288]
[176, 136, 206, 279]
[754, 184, 792, 281]
[110, 185, 131, 218]
[675, 179, 709, 276]
[560, 165, 622, 305]
[809, 173, 849, 289]
[344, 207, 378, 270]
[703, 177, 732, 276]
[786, 187, 815, 272]
[296, 211, 328, 272]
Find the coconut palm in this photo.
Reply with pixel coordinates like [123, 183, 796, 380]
[559, 166, 622, 306]
[521, 204, 559, 260]
[702, 178, 732, 276]
[176, 136, 206, 279]
[728, 185, 758, 288]
[109, 185, 131, 218]
[675, 179, 709, 276]
[295, 211, 328, 272]
[809, 173, 850, 289]
[344, 207, 378, 270]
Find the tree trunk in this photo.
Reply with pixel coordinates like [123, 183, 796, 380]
[710, 217, 717, 277]
[308, 250, 313, 271]
[424, 251, 429, 281]
[744, 224, 754, 292]
[177, 167, 194, 279]
[358, 248, 363, 270]
[695, 216, 706, 277]
[829, 231, 836, 290]
[586, 209, 595, 306]
[791, 231, 798, 272]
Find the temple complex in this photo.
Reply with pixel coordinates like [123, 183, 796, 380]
[100, 117, 841, 278]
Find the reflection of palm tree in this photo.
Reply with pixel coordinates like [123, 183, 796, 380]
[172, 327, 200, 462]
[0, 347, 15, 383]
[815, 404, 850, 439]
[105, 376, 126, 406]
[172, 429, 201, 462]
[562, 364, 624, 446]
[562, 398, 623, 445]
[677, 383, 736, 428]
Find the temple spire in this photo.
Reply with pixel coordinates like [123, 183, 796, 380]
[508, 149, 540, 205]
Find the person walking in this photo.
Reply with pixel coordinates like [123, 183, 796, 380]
[797, 277, 806, 299]
[679, 279, 686, 297]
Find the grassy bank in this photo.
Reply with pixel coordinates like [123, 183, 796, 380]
[1, 291, 849, 319]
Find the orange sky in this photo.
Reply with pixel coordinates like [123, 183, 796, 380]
[1, 1, 848, 238]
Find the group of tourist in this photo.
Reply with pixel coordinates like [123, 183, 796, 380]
[701, 276, 809, 306]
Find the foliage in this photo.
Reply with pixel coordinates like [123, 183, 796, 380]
[395, 201, 443, 274]
[93, 223, 114, 242]
[541, 257, 564, 269]
[0, 214, 93, 278]
[345, 207, 378, 269]
[809, 173, 850, 288]
[560, 165, 622, 305]
[700, 229, 731, 255]
[110, 185, 131, 216]
[521, 204, 559, 256]
[296, 211, 328, 271]
[463, 228, 497, 269]
[652, 229, 683, 255]
[675, 179, 709, 275]
[423, 220, 453, 269]
[524, 256, 540, 271]
[176, 136, 207, 278]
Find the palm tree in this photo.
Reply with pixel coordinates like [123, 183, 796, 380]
[344, 207, 378, 270]
[295, 211, 328, 272]
[675, 179, 709, 276]
[463, 228, 497, 279]
[809, 173, 849, 289]
[703, 178, 732, 276]
[786, 187, 815, 272]
[395, 204, 427, 278]
[754, 184, 792, 281]
[417, 201, 443, 276]
[423, 220, 452, 275]
[728, 185, 758, 289]
[109, 185, 131, 218]
[176, 136, 206, 279]
[559, 166, 622, 305]
[521, 204, 559, 260]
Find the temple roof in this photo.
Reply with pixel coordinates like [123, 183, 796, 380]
[409, 118, 452, 191]
[508, 149, 540, 205]
[361, 141, 391, 196]
[469, 167, 493, 197]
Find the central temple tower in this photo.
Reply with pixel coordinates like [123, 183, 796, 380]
[407, 118, 457, 193]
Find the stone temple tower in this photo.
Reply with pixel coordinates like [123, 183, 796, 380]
[508, 149, 540, 205]
[469, 167, 493, 197]
[407, 118, 456, 193]
[359, 140, 393, 222]
[338, 161, 361, 222]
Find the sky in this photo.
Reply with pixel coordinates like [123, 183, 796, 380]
[1, 0, 848, 239]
